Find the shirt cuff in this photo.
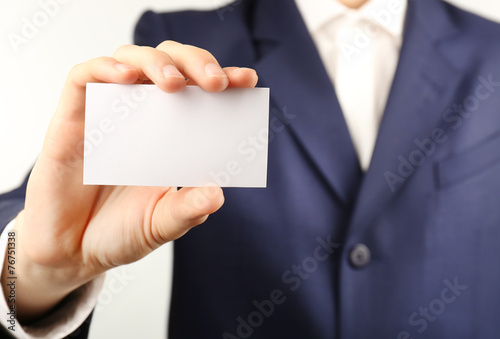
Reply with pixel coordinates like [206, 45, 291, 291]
[0, 219, 106, 339]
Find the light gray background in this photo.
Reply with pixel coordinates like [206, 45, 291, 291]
[0, 1, 498, 338]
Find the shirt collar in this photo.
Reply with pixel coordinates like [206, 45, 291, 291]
[295, 0, 408, 40]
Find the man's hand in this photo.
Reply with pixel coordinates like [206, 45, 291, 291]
[2, 41, 258, 322]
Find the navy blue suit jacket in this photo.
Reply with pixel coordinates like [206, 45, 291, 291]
[2, 0, 500, 338]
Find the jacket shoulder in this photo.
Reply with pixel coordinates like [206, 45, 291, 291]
[133, 1, 255, 66]
[444, 2, 500, 63]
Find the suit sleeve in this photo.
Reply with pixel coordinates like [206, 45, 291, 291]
[0, 173, 29, 233]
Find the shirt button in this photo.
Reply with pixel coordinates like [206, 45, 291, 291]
[349, 244, 371, 268]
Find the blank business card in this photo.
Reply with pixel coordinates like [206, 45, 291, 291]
[84, 84, 269, 187]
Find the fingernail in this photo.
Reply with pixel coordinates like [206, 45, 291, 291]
[205, 63, 227, 78]
[114, 63, 135, 72]
[163, 64, 185, 79]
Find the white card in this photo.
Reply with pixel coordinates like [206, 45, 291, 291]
[84, 84, 270, 187]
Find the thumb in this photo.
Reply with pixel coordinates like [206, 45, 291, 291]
[150, 186, 224, 245]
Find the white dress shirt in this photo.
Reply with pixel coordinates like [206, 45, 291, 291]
[295, 0, 407, 170]
[0, 1, 408, 338]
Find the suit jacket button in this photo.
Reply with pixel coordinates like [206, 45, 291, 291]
[349, 244, 371, 268]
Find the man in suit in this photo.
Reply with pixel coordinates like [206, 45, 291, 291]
[1, 0, 500, 338]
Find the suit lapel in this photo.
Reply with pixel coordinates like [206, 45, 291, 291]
[252, 0, 362, 205]
[349, 0, 463, 229]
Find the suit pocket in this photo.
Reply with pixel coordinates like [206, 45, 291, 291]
[436, 132, 500, 190]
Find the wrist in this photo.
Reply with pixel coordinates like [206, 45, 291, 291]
[2, 211, 95, 322]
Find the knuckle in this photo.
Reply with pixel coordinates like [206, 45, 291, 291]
[113, 44, 135, 57]
[139, 46, 166, 65]
[69, 62, 84, 76]
[91, 56, 114, 64]
[156, 40, 181, 50]
[158, 41, 217, 63]
[184, 44, 216, 61]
